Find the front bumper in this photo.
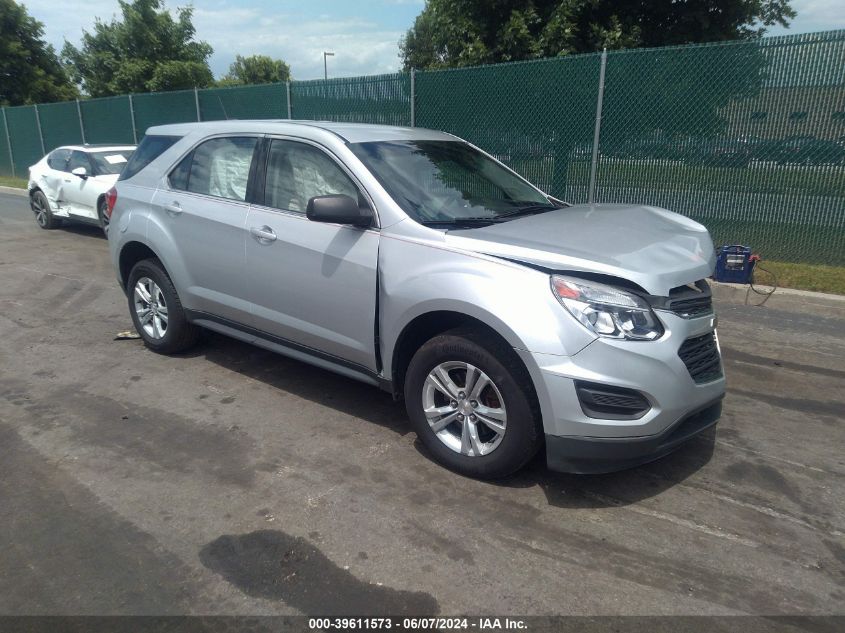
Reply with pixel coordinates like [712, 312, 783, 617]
[515, 309, 726, 473]
[545, 398, 722, 474]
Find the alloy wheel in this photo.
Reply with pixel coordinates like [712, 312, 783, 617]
[31, 196, 47, 227]
[422, 361, 507, 457]
[100, 202, 110, 235]
[133, 277, 169, 339]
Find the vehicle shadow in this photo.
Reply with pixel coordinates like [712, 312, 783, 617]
[489, 430, 716, 508]
[194, 332, 410, 437]
[194, 331, 715, 508]
[59, 223, 106, 240]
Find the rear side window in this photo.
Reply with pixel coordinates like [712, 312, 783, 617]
[119, 135, 180, 181]
[169, 152, 192, 190]
[90, 151, 132, 176]
[171, 137, 257, 202]
[47, 149, 71, 171]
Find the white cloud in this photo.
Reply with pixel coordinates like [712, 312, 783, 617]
[23, 0, 121, 49]
[191, 9, 404, 79]
[765, 0, 845, 34]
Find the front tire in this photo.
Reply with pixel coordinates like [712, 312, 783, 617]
[127, 258, 199, 354]
[404, 328, 542, 479]
[30, 191, 60, 229]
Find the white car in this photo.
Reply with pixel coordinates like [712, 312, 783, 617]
[28, 144, 135, 234]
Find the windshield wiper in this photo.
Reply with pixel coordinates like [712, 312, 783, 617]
[495, 204, 560, 220]
[419, 217, 501, 228]
[419, 204, 560, 228]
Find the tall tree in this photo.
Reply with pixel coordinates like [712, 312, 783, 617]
[0, 0, 78, 105]
[61, 0, 213, 96]
[221, 54, 291, 86]
[400, 0, 796, 70]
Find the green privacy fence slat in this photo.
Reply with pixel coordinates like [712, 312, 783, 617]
[291, 73, 411, 125]
[594, 31, 845, 265]
[199, 83, 286, 121]
[6, 106, 42, 176]
[0, 111, 13, 177]
[38, 101, 83, 151]
[132, 89, 198, 135]
[416, 54, 601, 203]
[80, 96, 134, 145]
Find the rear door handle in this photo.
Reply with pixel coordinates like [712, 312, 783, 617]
[163, 201, 182, 215]
[250, 226, 277, 243]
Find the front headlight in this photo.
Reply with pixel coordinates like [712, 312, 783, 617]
[550, 275, 664, 341]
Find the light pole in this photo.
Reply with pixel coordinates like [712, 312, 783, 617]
[323, 51, 335, 80]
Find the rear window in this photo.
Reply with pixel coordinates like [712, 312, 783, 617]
[91, 150, 133, 176]
[119, 135, 180, 181]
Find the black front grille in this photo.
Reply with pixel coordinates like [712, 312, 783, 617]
[678, 333, 723, 383]
[575, 381, 651, 420]
[670, 295, 713, 318]
[667, 279, 713, 318]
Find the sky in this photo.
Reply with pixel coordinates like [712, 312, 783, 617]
[22, 0, 845, 81]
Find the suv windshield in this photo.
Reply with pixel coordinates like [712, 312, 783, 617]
[349, 140, 557, 225]
[90, 150, 133, 175]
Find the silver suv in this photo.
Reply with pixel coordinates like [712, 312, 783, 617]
[108, 121, 725, 478]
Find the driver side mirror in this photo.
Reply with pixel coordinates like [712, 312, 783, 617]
[71, 166, 88, 179]
[306, 194, 373, 228]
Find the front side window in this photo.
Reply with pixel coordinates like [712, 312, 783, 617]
[175, 137, 257, 202]
[264, 139, 359, 212]
[68, 151, 91, 173]
[349, 140, 554, 226]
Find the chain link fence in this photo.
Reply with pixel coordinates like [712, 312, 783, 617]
[2, 31, 843, 265]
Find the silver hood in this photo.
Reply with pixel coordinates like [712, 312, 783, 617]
[445, 203, 716, 296]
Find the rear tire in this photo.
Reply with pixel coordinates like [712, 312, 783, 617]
[31, 191, 60, 229]
[127, 258, 199, 354]
[98, 198, 110, 236]
[404, 328, 542, 479]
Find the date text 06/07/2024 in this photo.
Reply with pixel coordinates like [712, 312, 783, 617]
[308, 617, 528, 630]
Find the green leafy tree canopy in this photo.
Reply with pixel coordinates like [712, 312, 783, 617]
[61, 0, 213, 96]
[400, 0, 796, 70]
[0, 0, 78, 105]
[221, 54, 291, 86]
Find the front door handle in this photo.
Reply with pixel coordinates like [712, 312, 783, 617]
[163, 201, 182, 215]
[250, 226, 277, 243]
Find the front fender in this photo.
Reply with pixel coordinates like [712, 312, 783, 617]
[378, 233, 596, 379]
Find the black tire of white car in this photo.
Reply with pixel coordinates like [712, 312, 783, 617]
[404, 328, 543, 479]
[127, 258, 200, 354]
[31, 191, 60, 230]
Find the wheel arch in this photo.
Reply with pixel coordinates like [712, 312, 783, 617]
[389, 309, 532, 400]
[118, 241, 165, 290]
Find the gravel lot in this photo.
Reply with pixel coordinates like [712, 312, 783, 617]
[0, 190, 843, 618]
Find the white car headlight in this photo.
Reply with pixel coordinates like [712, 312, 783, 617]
[550, 275, 664, 341]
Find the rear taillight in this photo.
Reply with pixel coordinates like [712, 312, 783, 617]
[105, 187, 118, 218]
